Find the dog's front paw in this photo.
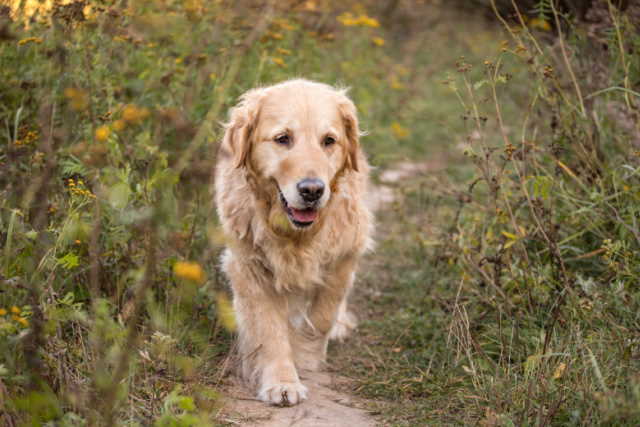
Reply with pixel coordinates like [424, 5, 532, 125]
[258, 381, 308, 406]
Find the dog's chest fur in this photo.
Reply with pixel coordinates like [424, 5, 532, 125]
[218, 168, 371, 294]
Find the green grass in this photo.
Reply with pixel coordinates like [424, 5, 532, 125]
[2, 0, 640, 425]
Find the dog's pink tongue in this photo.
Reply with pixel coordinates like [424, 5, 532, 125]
[290, 208, 318, 223]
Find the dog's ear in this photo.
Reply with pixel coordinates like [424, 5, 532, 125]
[221, 88, 264, 169]
[338, 94, 361, 172]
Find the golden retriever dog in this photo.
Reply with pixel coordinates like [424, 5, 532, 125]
[214, 79, 373, 406]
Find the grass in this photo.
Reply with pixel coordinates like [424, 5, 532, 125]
[1, 0, 640, 425]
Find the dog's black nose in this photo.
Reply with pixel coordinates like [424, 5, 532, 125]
[297, 178, 325, 203]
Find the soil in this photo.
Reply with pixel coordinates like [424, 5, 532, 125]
[219, 372, 375, 427]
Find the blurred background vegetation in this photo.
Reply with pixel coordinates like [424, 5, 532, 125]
[0, 0, 639, 425]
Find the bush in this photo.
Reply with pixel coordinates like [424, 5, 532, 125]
[445, 1, 640, 423]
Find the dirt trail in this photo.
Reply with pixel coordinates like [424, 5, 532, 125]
[220, 372, 374, 426]
[219, 161, 433, 426]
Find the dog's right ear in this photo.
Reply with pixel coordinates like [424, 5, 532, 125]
[221, 88, 264, 169]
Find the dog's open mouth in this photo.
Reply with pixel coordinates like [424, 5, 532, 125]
[278, 188, 318, 228]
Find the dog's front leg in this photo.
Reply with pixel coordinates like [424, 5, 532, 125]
[294, 255, 358, 371]
[228, 260, 308, 406]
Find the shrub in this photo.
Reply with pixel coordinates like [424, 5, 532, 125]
[445, 1, 640, 423]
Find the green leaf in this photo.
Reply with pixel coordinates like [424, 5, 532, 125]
[109, 182, 131, 210]
[177, 396, 196, 412]
[57, 253, 79, 270]
[532, 175, 552, 200]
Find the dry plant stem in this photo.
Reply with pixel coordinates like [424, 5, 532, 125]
[87, 198, 107, 425]
[461, 75, 496, 210]
[550, 0, 586, 118]
[489, 60, 534, 267]
[173, 1, 275, 176]
[491, 11, 572, 268]
[89, 197, 102, 301]
[463, 251, 510, 304]
[491, 3, 577, 357]
[607, 0, 632, 109]
[506, 0, 544, 57]
[100, 226, 156, 425]
[503, 0, 576, 112]
[21, 102, 58, 388]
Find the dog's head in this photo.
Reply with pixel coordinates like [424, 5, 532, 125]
[221, 79, 361, 230]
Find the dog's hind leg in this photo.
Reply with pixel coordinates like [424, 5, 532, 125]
[329, 299, 357, 341]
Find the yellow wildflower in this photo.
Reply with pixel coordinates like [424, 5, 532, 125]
[359, 16, 380, 28]
[337, 12, 357, 26]
[271, 57, 286, 67]
[0, 308, 6, 316]
[95, 125, 110, 142]
[64, 88, 79, 98]
[16, 317, 29, 327]
[391, 122, 409, 140]
[209, 72, 217, 80]
[122, 104, 139, 122]
[175, 57, 183, 64]
[122, 104, 149, 123]
[372, 36, 385, 46]
[338, 12, 380, 28]
[10, 306, 21, 315]
[276, 47, 292, 56]
[530, 18, 551, 31]
[64, 87, 89, 111]
[173, 261, 205, 284]
[112, 119, 126, 132]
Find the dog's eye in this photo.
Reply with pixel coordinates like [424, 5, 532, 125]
[274, 134, 290, 145]
[323, 136, 336, 147]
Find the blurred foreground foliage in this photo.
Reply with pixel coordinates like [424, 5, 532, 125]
[0, 0, 428, 424]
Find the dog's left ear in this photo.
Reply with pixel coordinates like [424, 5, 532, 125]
[221, 88, 264, 169]
[338, 94, 361, 172]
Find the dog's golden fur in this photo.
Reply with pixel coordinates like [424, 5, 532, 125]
[214, 79, 373, 406]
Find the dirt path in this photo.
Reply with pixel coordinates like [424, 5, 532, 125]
[219, 372, 374, 426]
